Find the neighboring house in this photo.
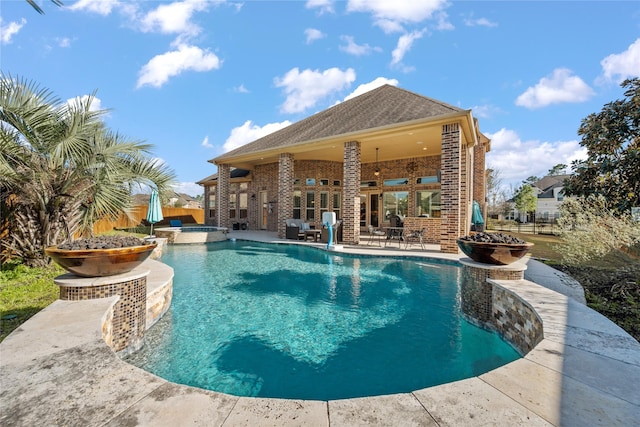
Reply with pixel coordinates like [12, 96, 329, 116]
[197, 85, 490, 253]
[506, 175, 570, 223]
[132, 192, 203, 209]
[169, 192, 202, 209]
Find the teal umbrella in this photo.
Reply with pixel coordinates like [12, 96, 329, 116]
[472, 200, 484, 227]
[146, 190, 163, 236]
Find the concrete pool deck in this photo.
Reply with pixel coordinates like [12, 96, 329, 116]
[1, 231, 639, 426]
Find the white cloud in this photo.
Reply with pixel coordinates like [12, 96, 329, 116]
[339, 35, 381, 56]
[66, 95, 103, 112]
[201, 136, 212, 148]
[223, 120, 292, 152]
[137, 44, 221, 88]
[463, 15, 498, 28]
[274, 67, 356, 114]
[68, 0, 120, 15]
[343, 77, 399, 102]
[601, 38, 640, 83]
[485, 128, 587, 188]
[306, 0, 335, 15]
[471, 104, 502, 119]
[305, 28, 325, 44]
[139, 0, 210, 37]
[56, 37, 72, 48]
[234, 84, 249, 93]
[347, 0, 449, 33]
[1, 18, 26, 44]
[515, 68, 595, 109]
[391, 29, 425, 68]
[172, 182, 203, 197]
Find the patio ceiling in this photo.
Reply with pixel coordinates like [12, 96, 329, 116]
[215, 113, 474, 171]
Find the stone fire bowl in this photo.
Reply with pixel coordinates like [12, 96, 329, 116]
[45, 243, 157, 277]
[456, 239, 534, 265]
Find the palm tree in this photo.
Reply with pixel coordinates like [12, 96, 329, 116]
[0, 74, 176, 266]
[26, 0, 63, 15]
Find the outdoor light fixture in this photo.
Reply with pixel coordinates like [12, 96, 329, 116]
[374, 147, 380, 176]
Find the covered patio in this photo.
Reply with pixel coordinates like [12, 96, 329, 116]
[200, 85, 490, 253]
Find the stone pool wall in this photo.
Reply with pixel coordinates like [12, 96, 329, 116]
[460, 258, 543, 354]
[53, 259, 174, 355]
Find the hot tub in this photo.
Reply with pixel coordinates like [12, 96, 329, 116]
[155, 226, 229, 244]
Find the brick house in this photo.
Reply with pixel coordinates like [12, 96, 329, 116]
[198, 85, 490, 253]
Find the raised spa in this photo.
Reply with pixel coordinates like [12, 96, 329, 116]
[154, 225, 228, 244]
[125, 240, 520, 401]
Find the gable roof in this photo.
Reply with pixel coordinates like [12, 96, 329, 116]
[535, 175, 570, 192]
[213, 85, 466, 163]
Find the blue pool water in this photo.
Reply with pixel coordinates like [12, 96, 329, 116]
[125, 240, 520, 401]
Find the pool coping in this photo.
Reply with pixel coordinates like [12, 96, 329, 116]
[1, 232, 639, 426]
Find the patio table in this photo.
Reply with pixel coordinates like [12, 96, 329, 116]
[304, 229, 322, 242]
[384, 226, 404, 248]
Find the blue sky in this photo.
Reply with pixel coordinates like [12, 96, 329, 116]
[2, 0, 639, 196]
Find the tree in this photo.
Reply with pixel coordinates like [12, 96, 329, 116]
[563, 78, 640, 213]
[522, 176, 540, 186]
[513, 184, 537, 222]
[486, 168, 509, 218]
[0, 74, 176, 266]
[556, 195, 640, 264]
[548, 163, 567, 176]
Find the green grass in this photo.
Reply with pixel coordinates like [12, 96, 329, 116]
[0, 260, 64, 341]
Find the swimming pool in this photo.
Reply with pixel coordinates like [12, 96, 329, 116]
[125, 240, 520, 401]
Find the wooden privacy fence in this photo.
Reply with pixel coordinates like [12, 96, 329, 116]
[93, 206, 205, 234]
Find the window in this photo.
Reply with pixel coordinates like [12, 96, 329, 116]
[320, 192, 329, 217]
[383, 191, 408, 219]
[239, 193, 248, 219]
[306, 178, 316, 186]
[333, 192, 341, 219]
[239, 182, 248, 190]
[306, 191, 315, 221]
[361, 181, 377, 187]
[209, 193, 216, 219]
[319, 179, 329, 186]
[384, 178, 409, 186]
[333, 180, 341, 186]
[415, 191, 441, 218]
[229, 194, 237, 218]
[293, 190, 301, 219]
[416, 176, 438, 184]
[293, 178, 301, 186]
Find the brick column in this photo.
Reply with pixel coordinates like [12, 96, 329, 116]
[473, 140, 487, 219]
[278, 153, 294, 239]
[342, 141, 361, 245]
[440, 123, 461, 253]
[460, 144, 469, 236]
[217, 163, 230, 228]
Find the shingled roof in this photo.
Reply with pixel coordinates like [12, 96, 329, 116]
[214, 84, 464, 161]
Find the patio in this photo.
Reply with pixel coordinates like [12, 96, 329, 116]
[1, 231, 638, 426]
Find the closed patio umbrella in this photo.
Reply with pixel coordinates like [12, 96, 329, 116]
[146, 190, 163, 237]
[472, 200, 484, 232]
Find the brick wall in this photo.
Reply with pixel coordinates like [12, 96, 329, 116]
[216, 163, 230, 228]
[277, 153, 294, 238]
[402, 217, 442, 244]
[440, 123, 461, 253]
[343, 141, 361, 244]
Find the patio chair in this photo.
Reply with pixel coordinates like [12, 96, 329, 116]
[367, 225, 386, 246]
[404, 228, 426, 250]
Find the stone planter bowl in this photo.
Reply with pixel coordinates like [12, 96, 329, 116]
[456, 239, 534, 265]
[45, 243, 157, 277]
